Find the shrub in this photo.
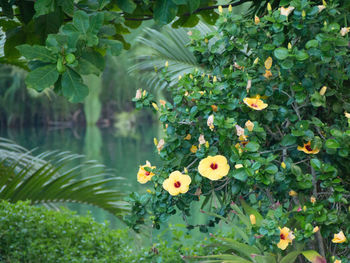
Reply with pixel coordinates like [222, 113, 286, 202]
[131, 0, 350, 261]
[0, 201, 134, 263]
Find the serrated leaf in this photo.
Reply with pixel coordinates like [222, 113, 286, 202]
[115, 0, 136, 13]
[154, 0, 178, 25]
[61, 68, 89, 102]
[16, 44, 56, 62]
[25, 64, 59, 91]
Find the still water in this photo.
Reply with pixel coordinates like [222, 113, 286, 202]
[0, 124, 160, 228]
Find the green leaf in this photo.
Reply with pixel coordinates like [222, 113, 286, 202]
[265, 164, 278, 174]
[240, 199, 263, 226]
[101, 39, 123, 56]
[186, 0, 200, 13]
[61, 68, 89, 102]
[25, 64, 59, 91]
[281, 134, 296, 146]
[310, 159, 321, 170]
[34, 0, 55, 17]
[280, 251, 301, 263]
[305, 40, 318, 49]
[98, 0, 111, 9]
[116, 0, 136, 14]
[302, 251, 326, 263]
[73, 10, 90, 34]
[245, 142, 259, 152]
[280, 59, 294, 69]
[88, 13, 104, 35]
[232, 169, 248, 182]
[58, 0, 74, 16]
[77, 50, 105, 75]
[274, 47, 289, 60]
[325, 139, 340, 149]
[154, 0, 178, 25]
[16, 44, 56, 63]
[295, 50, 309, 61]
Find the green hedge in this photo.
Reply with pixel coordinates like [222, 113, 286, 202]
[0, 201, 214, 263]
[0, 201, 136, 263]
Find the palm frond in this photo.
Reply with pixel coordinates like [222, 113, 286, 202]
[128, 22, 215, 91]
[0, 137, 130, 216]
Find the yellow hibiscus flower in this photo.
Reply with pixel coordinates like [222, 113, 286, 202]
[163, 171, 191, 196]
[198, 155, 230, 181]
[277, 227, 295, 250]
[332, 231, 347, 243]
[243, 97, 268, 111]
[137, 161, 156, 184]
[297, 141, 320, 154]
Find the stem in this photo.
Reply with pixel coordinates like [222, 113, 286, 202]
[311, 164, 326, 257]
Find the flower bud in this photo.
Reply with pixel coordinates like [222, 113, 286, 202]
[253, 57, 259, 65]
[302, 10, 306, 18]
[254, 15, 260, 25]
[165, 61, 169, 67]
[250, 214, 256, 225]
[288, 43, 292, 50]
[152, 102, 159, 111]
[319, 86, 327, 96]
[313, 226, 319, 233]
[281, 162, 286, 169]
[267, 3, 272, 12]
[228, 4, 232, 12]
[218, 5, 223, 13]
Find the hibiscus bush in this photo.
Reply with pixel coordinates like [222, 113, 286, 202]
[129, 0, 350, 261]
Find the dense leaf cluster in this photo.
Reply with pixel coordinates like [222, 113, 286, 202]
[0, 0, 225, 102]
[131, 0, 350, 260]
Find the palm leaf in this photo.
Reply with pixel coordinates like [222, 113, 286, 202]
[0, 137, 130, 216]
[128, 22, 215, 91]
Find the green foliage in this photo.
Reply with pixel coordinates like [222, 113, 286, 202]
[130, 0, 350, 261]
[0, 0, 229, 102]
[0, 200, 134, 263]
[0, 137, 129, 215]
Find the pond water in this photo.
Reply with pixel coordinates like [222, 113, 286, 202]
[0, 124, 219, 240]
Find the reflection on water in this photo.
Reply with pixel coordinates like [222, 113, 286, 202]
[0, 124, 159, 228]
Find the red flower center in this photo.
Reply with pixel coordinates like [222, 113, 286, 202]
[210, 163, 218, 170]
[280, 233, 286, 240]
[251, 103, 258, 108]
[174, 181, 181, 188]
[145, 171, 151, 176]
[305, 145, 313, 151]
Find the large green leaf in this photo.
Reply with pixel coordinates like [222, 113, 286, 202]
[16, 44, 56, 62]
[34, 0, 55, 17]
[58, 0, 74, 16]
[77, 50, 105, 75]
[61, 68, 89, 102]
[154, 0, 178, 25]
[240, 198, 264, 226]
[302, 251, 326, 263]
[274, 47, 289, 60]
[116, 0, 136, 13]
[73, 10, 90, 34]
[25, 64, 59, 91]
[280, 251, 301, 263]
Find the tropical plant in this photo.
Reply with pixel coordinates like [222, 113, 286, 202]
[0, 137, 129, 215]
[129, 22, 214, 91]
[190, 201, 325, 263]
[130, 0, 350, 261]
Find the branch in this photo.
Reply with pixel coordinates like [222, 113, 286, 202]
[311, 164, 326, 257]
